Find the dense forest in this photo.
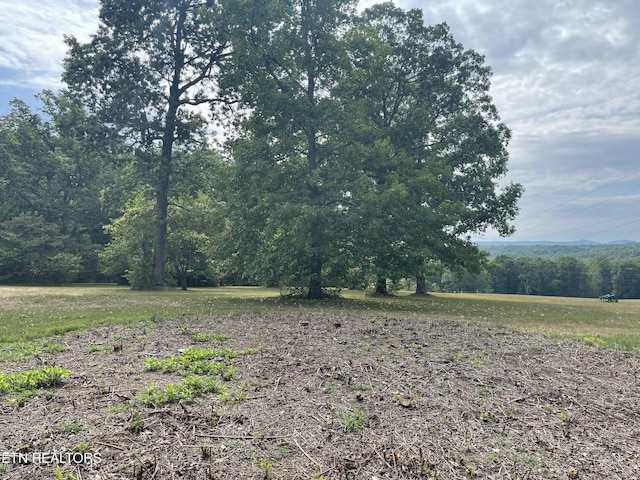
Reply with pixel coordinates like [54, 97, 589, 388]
[481, 242, 640, 262]
[432, 254, 640, 299]
[16, 0, 639, 300]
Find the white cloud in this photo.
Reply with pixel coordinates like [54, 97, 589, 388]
[1, 0, 639, 241]
[0, 0, 99, 89]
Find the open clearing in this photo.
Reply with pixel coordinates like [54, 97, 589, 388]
[0, 289, 639, 478]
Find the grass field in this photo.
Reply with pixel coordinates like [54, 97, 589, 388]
[1, 285, 639, 479]
[1, 285, 638, 352]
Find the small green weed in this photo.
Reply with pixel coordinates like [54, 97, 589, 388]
[392, 391, 419, 408]
[515, 456, 539, 468]
[61, 421, 84, 435]
[193, 332, 209, 342]
[136, 376, 226, 406]
[324, 380, 339, 392]
[86, 344, 109, 353]
[257, 460, 273, 479]
[470, 355, 490, 367]
[41, 343, 69, 354]
[45, 421, 84, 438]
[465, 464, 478, 476]
[277, 444, 292, 456]
[53, 468, 77, 480]
[129, 410, 145, 433]
[0, 366, 70, 403]
[103, 404, 130, 414]
[339, 407, 368, 432]
[582, 336, 606, 348]
[74, 441, 90, 453]
[423, 464, 442, 479]
[221, 365, 236, 381]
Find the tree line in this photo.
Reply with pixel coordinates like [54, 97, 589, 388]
[432, 255, 640, 299]
[481, 242, 640, 262]
[0, 0, 523, 298]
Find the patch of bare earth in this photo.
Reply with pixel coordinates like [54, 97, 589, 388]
[1, 313, 639, 479]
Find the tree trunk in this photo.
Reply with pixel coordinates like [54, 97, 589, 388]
[152, 54, 182, 288]
[151, 6, 188, 289]
[304, 45, 324, 301]
[152, 159, 170, 289]
[180, 268, 188, 290]
[307, 256, 323, 299]
[375, 276, 388, 296]
[415, 274, 428, 295]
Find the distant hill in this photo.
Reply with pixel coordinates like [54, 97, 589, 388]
[478, 240, 635, 246]
[478, 241, 640, 262]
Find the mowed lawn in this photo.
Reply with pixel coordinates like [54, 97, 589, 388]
[0, 285, 639, 351]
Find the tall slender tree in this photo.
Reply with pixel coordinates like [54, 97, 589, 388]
[63, 0, 234, 288]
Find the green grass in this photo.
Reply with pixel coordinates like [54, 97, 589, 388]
[0, 366, 71, 404]
[338, 406, 368, 432]
[135, 376, 227, 406]
[0, 285, 276, 343]
[0, 285, 639, 352]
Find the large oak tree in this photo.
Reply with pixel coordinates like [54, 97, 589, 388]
[338, 3, 523, 294]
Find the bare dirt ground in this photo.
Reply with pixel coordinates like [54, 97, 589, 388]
[1, 312, 639, 479]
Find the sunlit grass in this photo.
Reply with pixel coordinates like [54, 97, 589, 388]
[1, 285, 639, 353]
[0, 285, 280, 343]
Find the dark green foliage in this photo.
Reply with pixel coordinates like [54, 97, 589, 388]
[333, 3, 521, 294]
[482, 242, 640, 261]
[611, 260, 640, 299]
[588, 257, 612, 296]
[0, 214, 82, 284]
[227, 0, 359, 298]
[2, 2, 525, 293]
[227, 1, 520, 297]
[484, 254, 640, 298]
[0, 96, 113, 283]
[63, 0, 236, 289]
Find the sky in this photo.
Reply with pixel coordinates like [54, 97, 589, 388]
[1, 0, 639, 243]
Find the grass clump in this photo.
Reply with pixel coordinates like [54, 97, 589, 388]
[0, 341, 69, 362]
[138, 344, 258, 406]
[339, 407, 368, 432]
[44, 421, 84, 438]
[136, 376, 226, 406]
[144, 347, 242, 376]
[0, 366, 70, 394]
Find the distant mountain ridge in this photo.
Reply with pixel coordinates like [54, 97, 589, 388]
[478, 240, 640, 262]
[477, 239, 636, 246]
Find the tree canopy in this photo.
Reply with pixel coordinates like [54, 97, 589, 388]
[227, 0, 360, 298]
[63, 0, 236, 288]
[1, 0, 528, 297]
[337, 3, 522, 294]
